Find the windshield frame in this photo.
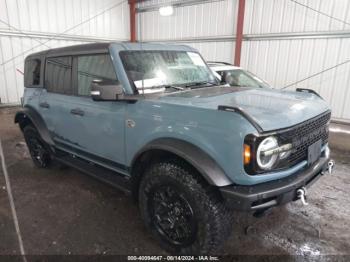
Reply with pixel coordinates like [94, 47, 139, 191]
[119, 50, 219, 95]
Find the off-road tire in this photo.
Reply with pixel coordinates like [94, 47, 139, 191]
[139, 160, 233, 254]
[23, 125, 51, 168]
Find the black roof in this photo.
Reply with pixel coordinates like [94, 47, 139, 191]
[25, 41, 198, 60]
[26, 42, 112, 59]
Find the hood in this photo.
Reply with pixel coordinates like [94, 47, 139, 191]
[157, 86, 330, 132]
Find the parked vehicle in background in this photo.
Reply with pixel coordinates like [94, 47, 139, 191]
[208, 61, 270, 89]
[15, 43, 334, 255]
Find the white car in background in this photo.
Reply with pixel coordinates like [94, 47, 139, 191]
[208, 61, 271, 89]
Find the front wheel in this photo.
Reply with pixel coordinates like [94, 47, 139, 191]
[139, 161, 232, 254]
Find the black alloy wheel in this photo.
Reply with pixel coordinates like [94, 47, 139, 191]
[139, 160, 233, 254]
[149, 185, 197, 246]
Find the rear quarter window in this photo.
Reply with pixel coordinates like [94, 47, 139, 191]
[24, 58, 42, 87]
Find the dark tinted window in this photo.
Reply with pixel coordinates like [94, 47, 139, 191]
[45, 56, 72, 94]
[77, 54, 117, 96]
[24, 59, 41, 87]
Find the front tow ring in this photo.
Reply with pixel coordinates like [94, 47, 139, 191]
[297, 187, 308, 206]
[328, 160, 335, 175]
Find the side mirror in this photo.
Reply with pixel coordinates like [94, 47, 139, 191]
[90, 80, 124, 101]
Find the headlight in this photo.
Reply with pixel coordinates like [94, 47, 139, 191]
[244, 134, 294, 175]
[256, 136, 278, 170]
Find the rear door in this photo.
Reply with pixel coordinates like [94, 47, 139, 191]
[57, 53, 127, 172]
[39, 56, 73, 138]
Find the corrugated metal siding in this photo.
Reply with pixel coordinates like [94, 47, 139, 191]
[2, 0, 349, 121]
[244, 0, 350, 34]
[137, 0, 236, 75]
[0, 36, 86, 104]
[138, 0, 236, 40]
[0, 0, 129, 104]
[241, 38, 350, 120]
[0, 0, 129, 38]
[185, 42, 234, 63]
[137, 0, 350, 121]
[241, 0, 350, 121]
[138, 0, 190, 7]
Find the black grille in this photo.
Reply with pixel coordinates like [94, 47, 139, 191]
[278, 111, 331, 167]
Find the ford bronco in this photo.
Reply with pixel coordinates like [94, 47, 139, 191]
[15, 42, 334, 254]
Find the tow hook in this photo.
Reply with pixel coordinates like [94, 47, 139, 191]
[328, 160, 335, 175]
[297, 187, 308, 206]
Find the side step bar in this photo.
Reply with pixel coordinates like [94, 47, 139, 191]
[54, 152, 132, 194]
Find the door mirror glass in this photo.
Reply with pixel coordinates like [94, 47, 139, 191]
[90, 80, 124, 101]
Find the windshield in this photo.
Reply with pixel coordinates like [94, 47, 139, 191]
[120, 50, 217, 94]
[216, 69, 270, 89]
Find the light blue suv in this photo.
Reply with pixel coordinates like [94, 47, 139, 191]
[15, 42, 333, 254]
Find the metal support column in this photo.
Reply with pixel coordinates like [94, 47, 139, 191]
[234, 0, 245, 66]
[129, 0, 137, 42]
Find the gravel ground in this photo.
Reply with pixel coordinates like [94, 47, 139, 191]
[0, 107, 349, 259]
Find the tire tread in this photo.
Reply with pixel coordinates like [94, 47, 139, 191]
[139, 160, 233, 254]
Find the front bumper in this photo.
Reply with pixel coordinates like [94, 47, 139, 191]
[220, 156, 331, 211]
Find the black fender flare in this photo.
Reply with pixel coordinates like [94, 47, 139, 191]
[14, 106, 55, 147]
[131, 138, 233, 187]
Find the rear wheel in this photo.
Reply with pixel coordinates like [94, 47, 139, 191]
[23, 125, 51, 168]
[139, 160, 232, 254]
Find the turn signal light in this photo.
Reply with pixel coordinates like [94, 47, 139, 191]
[243, 144, 251, 165]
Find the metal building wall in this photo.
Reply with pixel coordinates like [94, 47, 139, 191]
[241, 0, 350, 122]
[0, 0, 129, 104]
[137, 0, 350, 122]
[137, 0, 236, 63]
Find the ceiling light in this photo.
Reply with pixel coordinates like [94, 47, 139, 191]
[159, 6, 174, 16]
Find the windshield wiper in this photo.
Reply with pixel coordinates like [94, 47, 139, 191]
[153, 85, 185, 91]
[138, 85, 185, 91]
[184, 81, 218, 88]
[163, 85, 185, 90]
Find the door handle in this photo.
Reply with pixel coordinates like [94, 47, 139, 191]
[39, 102, 50, 108]
[70, 108, 84, 116]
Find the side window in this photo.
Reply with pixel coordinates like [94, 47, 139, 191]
[45, 56, 72, 94]
[24, 59, 41, 87]
[77, 54, 117, 96]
